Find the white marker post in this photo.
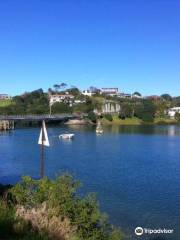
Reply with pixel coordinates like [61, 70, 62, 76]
[38, 120, 50, 178]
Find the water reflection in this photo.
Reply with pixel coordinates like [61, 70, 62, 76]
[98, 125, 180, 136]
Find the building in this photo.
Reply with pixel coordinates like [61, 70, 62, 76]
[0, 94, 11, 100]
[49, 94, 75, 106]
[94, 101, 121, 115]
[167, 107, 180, 119]
[74, 99, 86, 104]
[117, 93, 132, 99]
[100, 88, 119, 96]
[82, 90, 95, 97]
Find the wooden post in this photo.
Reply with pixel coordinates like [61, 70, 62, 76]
[40, 121, 45, 179]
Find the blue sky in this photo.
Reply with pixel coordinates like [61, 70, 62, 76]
[0, 0, 180, 96]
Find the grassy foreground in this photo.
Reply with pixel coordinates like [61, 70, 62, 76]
[0, 175, 124, 240]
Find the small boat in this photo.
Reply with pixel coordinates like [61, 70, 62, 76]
[96, 121, 103, 134]
[59, 133, 75, 139]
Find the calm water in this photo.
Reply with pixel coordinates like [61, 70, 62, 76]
[0, 125, 180, 239]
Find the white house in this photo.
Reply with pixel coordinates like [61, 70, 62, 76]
[167, 107, 180, 119]
[0, 94, 11, 100]
[100, 88, 119, 96]
[117, 93, 132, 99]
[82, 90, 95, 97]
[74, 99, 86, 104]
[49, 94, 75, 106]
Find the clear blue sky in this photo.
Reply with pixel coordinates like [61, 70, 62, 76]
[0, 0, 180, 96]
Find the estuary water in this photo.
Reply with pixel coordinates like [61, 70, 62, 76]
[0, 125, 180, 239]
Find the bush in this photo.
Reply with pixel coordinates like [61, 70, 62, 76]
[134, 100, 156, 123]
[175, 112, 180, 122]
[0, 198, 48, 240]
[51, 102, 72, 114]
[104, 114, 113, 122]
[10, 174, 124, 240]
[88, 111, 97, 123]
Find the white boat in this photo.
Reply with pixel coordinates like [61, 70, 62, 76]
[59, 133, 75, 139]
[96, 129, 103, 134]
[96, 121, 103, 134]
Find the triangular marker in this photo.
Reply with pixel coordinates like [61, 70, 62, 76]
[38, 121, 50, 147]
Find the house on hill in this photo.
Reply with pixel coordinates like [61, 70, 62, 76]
[167, 107, 180, 119]
[0, 94, 11, 100]
[49, 93, 75, 106]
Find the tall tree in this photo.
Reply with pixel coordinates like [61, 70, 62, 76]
[53, 84, 60, 93]
[161, 94, 172, 101]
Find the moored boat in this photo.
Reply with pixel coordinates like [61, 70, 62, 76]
[59, 133, 75, 139]
[96, 121, 103, 134]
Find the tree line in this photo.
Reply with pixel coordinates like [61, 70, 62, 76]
[0, 86, 180, 123]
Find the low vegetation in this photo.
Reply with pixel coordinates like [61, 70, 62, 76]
[0, 174, 124, 240]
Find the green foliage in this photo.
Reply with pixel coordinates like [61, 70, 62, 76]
[133, 92, 141, 97]
[51, 102, 72, 114]
[10, 174, 124, 240]
[0, 198, 48, 240]
[175, 112, 180, 122]
[0, 89, 49, 115]
[161, 94, 172, 101]
[135, 100, 157, 122]
[119, 103, 134, 119]
[0, 99, 13, 107]
[109, 228, 124, 240]
[67, 87, 81, 96]
[104, 114, 113, 122]
[73, 101, 94, 113]
[88, 111, 97, 123]
[0, 198, 15, 237]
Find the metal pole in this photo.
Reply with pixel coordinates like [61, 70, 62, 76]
[40, 121, 45, 178]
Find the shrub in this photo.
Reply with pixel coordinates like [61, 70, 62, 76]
[10, 174, 124, 240]
[88, 111, 97, 123]
[104, 114, 113, 122]
[175, 112, 180, 122]
[51, 102, 72, 114]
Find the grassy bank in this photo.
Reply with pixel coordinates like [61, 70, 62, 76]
[0, 175, 124, 240]
[0, 99, 13, 107]
[99, 115, 178, 126]
[101, 116, 142, 125]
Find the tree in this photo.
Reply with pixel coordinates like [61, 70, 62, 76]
[51, 102, 72, 114]
[133, 92, 141, 96]
[89, 86, 100, 93]
[104, 114, 113, 121]
[67, 87, 80, 96]
[59, 83, 67, 90]
[175, 112, 180, 122]
[48, 88, 54, 94]
[134, 100, 157, 122]
[88, 111, 97, 123]
[120, 103, 134, 118]
[161, 94, 172, 101]
[53, 84, 60, 93]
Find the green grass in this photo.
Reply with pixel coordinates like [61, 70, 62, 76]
[101, 115, 179, 125]
[0, 99, 13, 107]
[101, 115, 142, 125]
[154, 117, 177, 124]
